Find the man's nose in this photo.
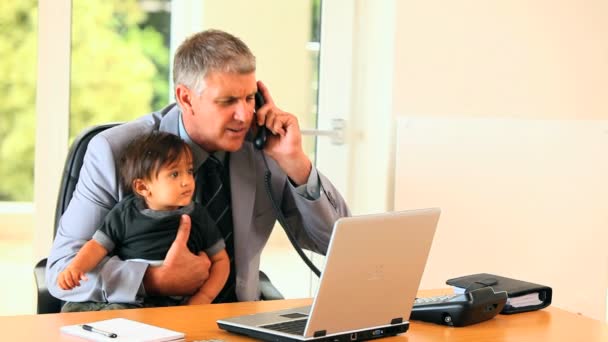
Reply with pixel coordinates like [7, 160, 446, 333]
[234, 100, 253, 121]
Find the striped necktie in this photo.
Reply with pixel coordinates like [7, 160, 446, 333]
[196, 154, 237, 302]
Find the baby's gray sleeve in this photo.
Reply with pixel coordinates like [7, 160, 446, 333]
[92, 230, 116, 252]
[205, 239, 226, 257]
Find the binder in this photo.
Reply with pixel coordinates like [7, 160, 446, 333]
[446, 273, 552, 314]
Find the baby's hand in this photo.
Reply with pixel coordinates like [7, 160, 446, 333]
[57, 267, 88, 290]
[186, 292, 214, 306]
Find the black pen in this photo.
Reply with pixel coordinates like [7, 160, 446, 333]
[81, 324, 118, 338]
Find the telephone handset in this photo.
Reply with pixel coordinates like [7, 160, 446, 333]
[253, 91, 271, 150]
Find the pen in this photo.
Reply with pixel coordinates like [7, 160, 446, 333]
[81, 324, 118, 338]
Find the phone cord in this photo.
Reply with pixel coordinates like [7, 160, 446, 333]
[261, 154, 322, 277]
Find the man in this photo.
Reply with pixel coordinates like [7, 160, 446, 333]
[46, 29, 350, 309]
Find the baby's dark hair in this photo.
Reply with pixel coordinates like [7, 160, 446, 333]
[119, 131, 193, 193]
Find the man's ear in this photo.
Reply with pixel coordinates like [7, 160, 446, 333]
[132, 179, 150, 197]
[175, 84, 194, 116]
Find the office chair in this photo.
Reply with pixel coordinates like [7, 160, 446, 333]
[33, 123, 283, 314]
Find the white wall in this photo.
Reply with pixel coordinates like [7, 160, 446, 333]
[343, 1, 397, 214]
[394, 117, 608, 320]
[201, 0, 315, 147]
[388, 0, 608, 320]
[393, 0, 608, 120]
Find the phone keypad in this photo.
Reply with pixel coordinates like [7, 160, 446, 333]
[414, 294, 461, 306]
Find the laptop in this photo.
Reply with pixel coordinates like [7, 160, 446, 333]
[217, 208, 440, 342]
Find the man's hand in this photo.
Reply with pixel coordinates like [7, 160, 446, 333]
[58, 266, 88, 290]
[256, 80, 312, 185]
[143, 214, 211, 296]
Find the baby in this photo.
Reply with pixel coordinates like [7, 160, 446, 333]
[57, 131, 228, 306]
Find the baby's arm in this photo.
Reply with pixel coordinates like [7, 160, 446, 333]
[57, 240, 109, 290]
[187, 249, 230, 305]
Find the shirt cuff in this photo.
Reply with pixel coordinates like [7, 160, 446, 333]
[291, 167, 321, 200]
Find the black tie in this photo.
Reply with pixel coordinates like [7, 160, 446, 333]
[196, 154, 237, 302]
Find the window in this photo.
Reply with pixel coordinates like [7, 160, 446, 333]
[0, 1, 38, 202]
[0, 1, 38, 315]
[70, 0, 171, 138]
[2, 0, 325, 316]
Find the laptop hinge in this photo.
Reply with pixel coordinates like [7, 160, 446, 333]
[391, 317, 404, 325]
[313, 330, 327, 337]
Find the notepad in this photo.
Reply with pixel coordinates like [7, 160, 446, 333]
[60, 318, 185, 342]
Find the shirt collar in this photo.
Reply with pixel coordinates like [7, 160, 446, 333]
[178, 112, 226, 170]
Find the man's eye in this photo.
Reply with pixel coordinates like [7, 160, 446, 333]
[220, 99, 237, 106]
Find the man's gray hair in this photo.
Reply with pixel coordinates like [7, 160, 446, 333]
[173, 29, 256, 94]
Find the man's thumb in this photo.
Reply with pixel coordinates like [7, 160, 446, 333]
[175, 214, 192, 245]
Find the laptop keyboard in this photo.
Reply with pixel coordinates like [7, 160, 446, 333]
[260, 319, 308, 335]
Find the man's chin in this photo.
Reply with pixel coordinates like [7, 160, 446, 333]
[223, 144, 244, 152]
[220, 137, 246, 152]
[202, 138, 245, 153]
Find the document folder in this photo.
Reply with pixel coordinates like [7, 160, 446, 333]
[446, 273, 552, 314]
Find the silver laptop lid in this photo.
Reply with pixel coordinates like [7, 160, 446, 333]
[304, 208, 440, 337]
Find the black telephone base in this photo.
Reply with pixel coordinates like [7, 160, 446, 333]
[410, 287, 507, 327]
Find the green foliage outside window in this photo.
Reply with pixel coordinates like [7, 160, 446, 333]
[0, 0, 169, 201]
[0, 1, 38, 201]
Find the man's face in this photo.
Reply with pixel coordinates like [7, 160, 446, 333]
[183, 71, 257, 152]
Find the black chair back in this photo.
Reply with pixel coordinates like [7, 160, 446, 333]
[35, 123, 120, 314]
[54, 123, 120, 231]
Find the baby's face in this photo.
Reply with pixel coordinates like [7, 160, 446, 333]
[144, 155, 195, 211]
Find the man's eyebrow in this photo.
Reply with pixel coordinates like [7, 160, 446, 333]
[215, 93, 256, 102]
[216, 96, 238, 102]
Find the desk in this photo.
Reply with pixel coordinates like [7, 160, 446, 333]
[2, 290, 607, 341]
